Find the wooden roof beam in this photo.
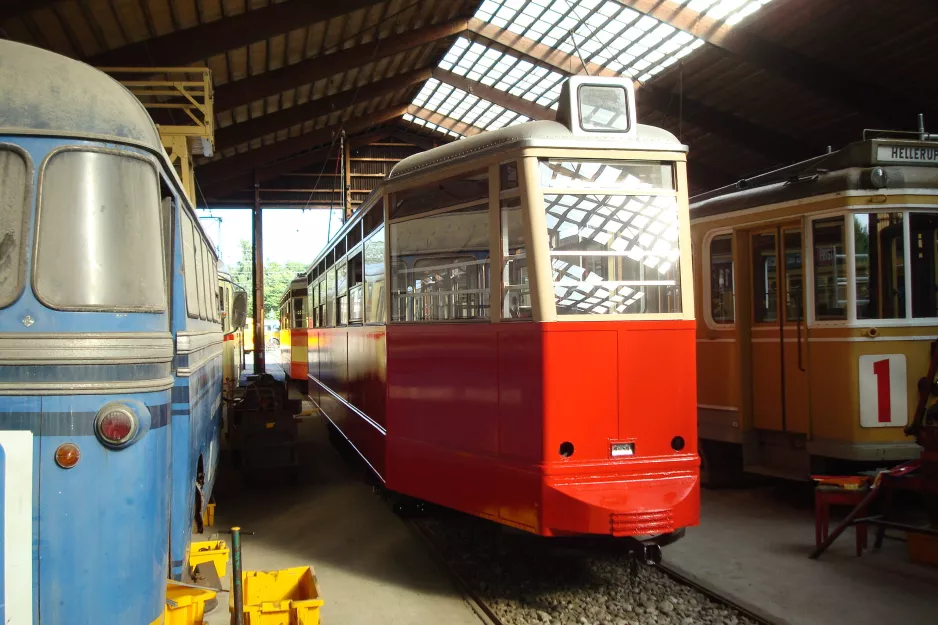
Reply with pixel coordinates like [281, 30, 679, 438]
[466, 19, 811, 162]
[214, 18, 468, 113]
[611, 0, 937, 126]
[88, 0, 385, 67]
[215, 68, 431, 151]
[390, 126, 453, 151]
[406, 105, 485, 137]
[199, 116, 401, 194]
[0, 0, 61, 21]
[431, 67, 555, 121]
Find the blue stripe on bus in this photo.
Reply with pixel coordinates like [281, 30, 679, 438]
[0, 404, 170, 435]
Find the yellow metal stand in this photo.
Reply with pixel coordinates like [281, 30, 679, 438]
[100, 66, 215, 204]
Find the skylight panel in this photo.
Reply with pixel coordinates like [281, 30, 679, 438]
[409, 0, 772, 138]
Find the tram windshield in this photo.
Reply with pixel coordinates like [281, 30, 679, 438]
[0, 149, 28, 308]
[35, 150, 165, 311]
[539, 159, 682, 316]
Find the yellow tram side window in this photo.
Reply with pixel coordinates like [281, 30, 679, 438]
[709, 234, 734, 324]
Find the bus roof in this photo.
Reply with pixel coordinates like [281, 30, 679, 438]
[0, 39, 162, 152]
[388, 119, 685, 181]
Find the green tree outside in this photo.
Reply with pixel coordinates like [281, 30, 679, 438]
[229, 239, 308, 320]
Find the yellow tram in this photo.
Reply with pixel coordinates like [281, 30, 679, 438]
[279, 274, 309, 388]
[692, 131, 938, 480]
[218, 263, 247, 398]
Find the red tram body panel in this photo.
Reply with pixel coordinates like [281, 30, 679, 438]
[309, 319, 698, 536]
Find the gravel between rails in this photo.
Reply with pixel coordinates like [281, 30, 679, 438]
[412, 513, 762, 625]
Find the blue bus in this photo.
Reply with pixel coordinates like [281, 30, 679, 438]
[0, 40, 222, 623]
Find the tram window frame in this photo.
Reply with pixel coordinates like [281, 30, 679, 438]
[389, 199, 492, 323]
[364, 225, 387, 325]
[391, 169, 489, 220]
[182, 212, 200, 318]
[910, 212, 938, 318]
[363, 199, 384, 237]
[192, 226, 207, 319]
[812, 216, 848, 322]
[348, 248, 364, 325]
[706, 232, 735, 326]
[35, 148, 167, 312]
[200, 240, 214, 321]
[347, 222, 362, 250]
[335, 259, 349, 327]
[0, 146, 31, 310]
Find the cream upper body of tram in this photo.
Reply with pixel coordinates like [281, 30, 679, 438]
[691, 135, 938, 478]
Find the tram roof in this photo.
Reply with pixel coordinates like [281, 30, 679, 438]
[388, 120, 685, 181]
[690, 136, 938, 218]
[0, 40, 162, 152]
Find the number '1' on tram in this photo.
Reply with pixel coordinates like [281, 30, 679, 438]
[306, 76, 699, 542]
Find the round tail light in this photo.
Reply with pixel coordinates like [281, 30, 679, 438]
[94, 404, 138, 447]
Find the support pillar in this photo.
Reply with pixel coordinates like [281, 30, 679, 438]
[343, 132, 352, 221]
[252, 172, 265, 373]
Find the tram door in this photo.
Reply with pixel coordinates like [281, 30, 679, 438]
[749, 225, 809, 434]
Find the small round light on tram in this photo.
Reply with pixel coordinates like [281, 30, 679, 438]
[54, 443, 81, 469]
[869, 167, 888, 189]
[94, 404, 138, 447]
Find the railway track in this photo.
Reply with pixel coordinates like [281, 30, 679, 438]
[408, 513, 782, 625]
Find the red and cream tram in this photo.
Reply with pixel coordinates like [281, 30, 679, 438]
[305, 77, 698, 542]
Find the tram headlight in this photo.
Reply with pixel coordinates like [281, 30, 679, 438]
[94, 403, 139, 448]
[869, 167, 888, 189]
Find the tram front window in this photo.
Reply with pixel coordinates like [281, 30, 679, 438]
[0, 148, 28, 308]
[540, 159, 682, 316]
[35, 150, 165, 311]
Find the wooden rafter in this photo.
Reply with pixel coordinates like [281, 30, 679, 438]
[0, 0, 60, 22]
[213, 18, 467, 113]
[88, 0, 386, 67]
[215, 68, 431, 151]
[199, 108, 405, 188]
[612, 0, 937, 127]
[431, 67, 555, 121]
[406, 104, 485, 137]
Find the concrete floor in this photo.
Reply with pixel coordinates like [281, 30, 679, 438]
[203, 371, 481, 625]
[667, 485, 938, 625]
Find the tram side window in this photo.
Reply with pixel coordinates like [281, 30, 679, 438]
[364, 226, 387, 324]
[294, 297, 306, 329]
[813, 217, 847, 321]
[182, 213, 200, 318]
[0, 149, 29, 308]
[349, 251, 364, 324]
[36, 151, 165, 311]
[501, 196, 531, 319]
[709, 234, 734, 324]
[751, 233, 777, 323]
[390, 202, 491, 322]
[855, 213, 905, 320]
[200, 240, 214, 321]
[325, 265, 336, 327]
[911, 213, 938, 318]
[336, 260, 349, 326]
[391, 169, 488, 219]
[192, 227, 207, 318]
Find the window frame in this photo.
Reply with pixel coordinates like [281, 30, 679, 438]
[0, 143, 33, 311]
[527, 153, 691, 322]
[33, 145, 167, 313]
[702, 228, 736, 330]
[804, 207, 938, 328]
